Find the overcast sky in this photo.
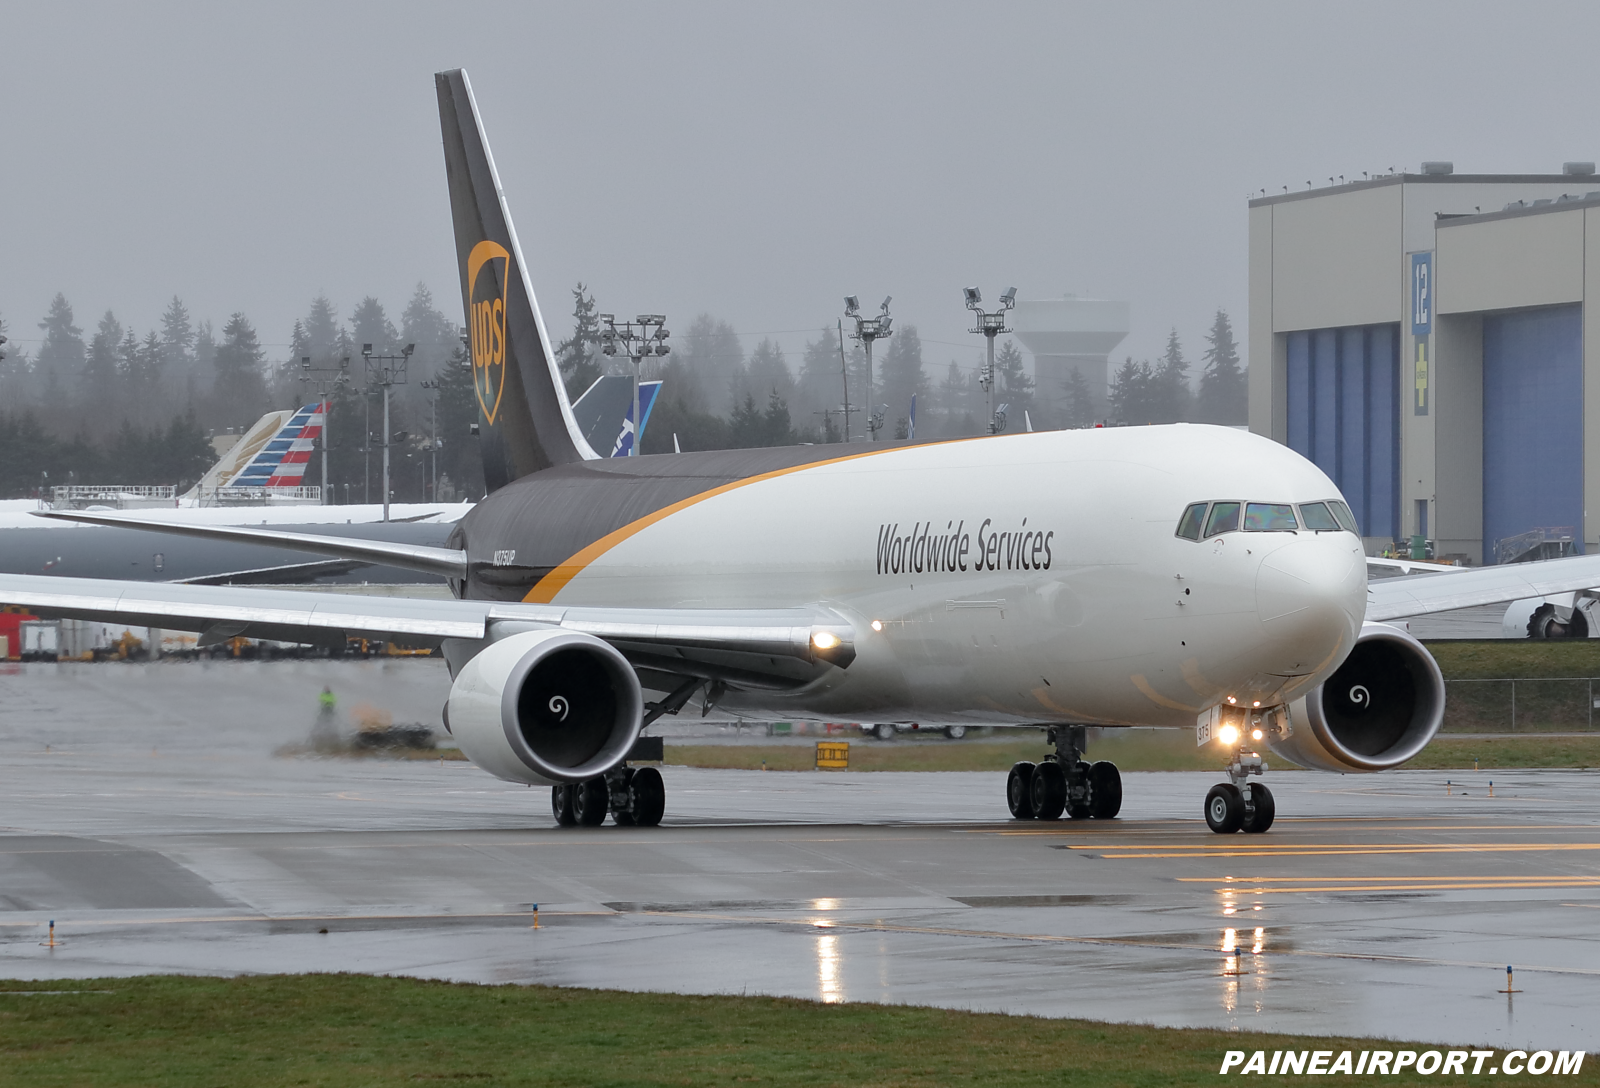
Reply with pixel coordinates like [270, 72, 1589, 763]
[4, 1, 1598, 381]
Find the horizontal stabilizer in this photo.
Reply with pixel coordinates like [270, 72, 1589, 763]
[33, 511, 466, 581]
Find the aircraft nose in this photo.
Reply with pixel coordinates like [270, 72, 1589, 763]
[1255, 534, 1366, 671]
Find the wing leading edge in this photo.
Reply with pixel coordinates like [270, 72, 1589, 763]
[0, 573, 855, 688]
[1367, 552, 1600, 622]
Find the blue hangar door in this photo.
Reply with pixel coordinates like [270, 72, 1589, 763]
[1483, 304, 1583, 563]
[1285, 323, 1399, 540]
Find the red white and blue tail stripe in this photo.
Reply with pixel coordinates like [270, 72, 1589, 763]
[226, 402, 325, 488]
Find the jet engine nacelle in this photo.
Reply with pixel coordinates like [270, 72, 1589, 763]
[446, 628, 644, 786]
[1267, 622, 1444, 773]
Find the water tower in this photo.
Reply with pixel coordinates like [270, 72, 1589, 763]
[1010, 296, 1130, 425]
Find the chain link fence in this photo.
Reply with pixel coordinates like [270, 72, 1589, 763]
[1443, 678, 1600, 732]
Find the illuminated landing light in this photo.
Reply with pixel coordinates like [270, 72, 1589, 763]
[812, 631, 840, 651]
[1218, 724, 1240, 746]
[1251, 728, 1264, 741]
[1227, 696, 1237, 704]
[870, 619, 883, 632]
[1252, 701, 1261, 708]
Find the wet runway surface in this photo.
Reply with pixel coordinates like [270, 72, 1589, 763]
[3, 660, 1599, 1049]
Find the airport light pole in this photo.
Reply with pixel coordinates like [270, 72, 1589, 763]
[964, 286, 1017, 434]
[299, 355, 351, 504]
[362, 343, 413, 521]
[845, 296, 893, 440]
[598, 314, 670, 456]
[419, 379, 442, 501]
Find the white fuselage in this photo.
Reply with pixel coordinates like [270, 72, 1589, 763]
[536, 424, 1368, 726]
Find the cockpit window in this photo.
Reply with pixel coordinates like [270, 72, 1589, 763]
[1243, 502, 1298, 531]
[1204, 501, 1241, 537]
[1298, 502, 1340, 531]
[1329, 500, 1360, 535]
[1176, 502, 1208, 541]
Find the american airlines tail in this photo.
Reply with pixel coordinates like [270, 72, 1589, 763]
[435, 68, 599, 492]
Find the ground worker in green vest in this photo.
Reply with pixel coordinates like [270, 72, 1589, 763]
[312, 685, 339, 751]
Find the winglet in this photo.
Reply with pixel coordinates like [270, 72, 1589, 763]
[436, 69, 598, 492]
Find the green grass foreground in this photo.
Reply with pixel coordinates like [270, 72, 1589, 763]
[666, 731, 1600, 773]
[0, 975, 1585, 1087]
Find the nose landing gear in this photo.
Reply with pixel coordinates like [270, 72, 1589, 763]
[1006, 726, 1122, 822]
[1203, 730, 1276, 834]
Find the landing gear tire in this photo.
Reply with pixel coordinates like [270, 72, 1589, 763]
[628, 766, 666, 827]
[573, 777, 609, 826]
[1031, 761, 1068, 820]
[944, 725, 967, 740]
[1204, 783, 1245, 834]
[551, 783, 576, 827]
[1241, 783, 1275, 833]
[1007, 761, 1037, 819]
[873, 723, 896, 741]
[1065, 761, 1092, 820]
[612, 767, 638, 826]
[1088, 761, 1122, 820]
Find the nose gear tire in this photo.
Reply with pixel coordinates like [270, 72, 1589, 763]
[1088, 761, 1122, 819]
[1007, 761, 1037, 819]
[1031, 760, 1068, 820]
[1241, 783, 1275, 833]
[1205, 783, 1245, 834]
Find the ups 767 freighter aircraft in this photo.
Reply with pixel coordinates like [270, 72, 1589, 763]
[10, 70, 1600, 834]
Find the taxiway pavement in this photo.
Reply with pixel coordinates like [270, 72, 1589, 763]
[1, 659, 1597, 1050]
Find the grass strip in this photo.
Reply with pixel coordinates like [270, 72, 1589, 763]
[667, 732, 1600, 773]
[0, 974, 1585, 1087]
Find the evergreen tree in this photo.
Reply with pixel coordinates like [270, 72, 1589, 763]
[936, 359, 975, 437]
[639, 395, 732, 454]
[1150, 327, 1193, 423]
[350, 297, 398, 354]
[400, 282, 459, 381]
[1063, 368, 1096, 428]
[130, 330, 165, 428]
[434, 344, 484, 500]
[668, 314, 743, 415]
[211, 312, 269, 429]
[554, 283, 601, 400]
[159, 296, 195, 398]
[1109, 356, 1155, 424]
[745, 339, 793, 403]
[877, 324, 927, 432]
[35, 293, 85, 406]
[1197, 308, 1247, 424]
[795, 326, 845, 436]
[82, 310, 124, 422]
[192, 319, 216, 402]
[304, 296, 342, 361]
[994, 340, 1034, 429]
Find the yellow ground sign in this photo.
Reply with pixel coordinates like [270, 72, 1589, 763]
[815, 741, 850, 769]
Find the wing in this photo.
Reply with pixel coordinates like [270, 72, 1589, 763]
[0, 573, 855, 689]
[33, 510, 466, 580]
[1367, 553, 1600, 622]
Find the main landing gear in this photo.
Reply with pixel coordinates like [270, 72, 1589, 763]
[551, 765, 666, 828]
[1204, 745, 1274, 834]
[1006, 726, 1121, 821]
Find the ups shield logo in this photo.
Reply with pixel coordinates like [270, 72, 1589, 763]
[467, 240, 511, 424]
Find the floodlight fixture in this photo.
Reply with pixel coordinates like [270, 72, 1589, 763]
[999, 286, 1017, 308]
[964, 286, 981, 307]
[403, 343, 415, 357]
[301, 357, 311, 370]
[880, 296, 892, 313]
[965, 285, 1017, 435]
[844, 296, 860, 315]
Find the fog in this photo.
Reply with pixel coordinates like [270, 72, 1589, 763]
[4, 0, 1596, 383]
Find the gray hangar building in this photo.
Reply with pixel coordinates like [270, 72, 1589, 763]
[1247, 164, 1600, 565]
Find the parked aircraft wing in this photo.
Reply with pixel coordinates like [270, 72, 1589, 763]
[1367, 553, 1600, 621]
[33, 511, 467, 580]
[0, 573, 856, 686]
